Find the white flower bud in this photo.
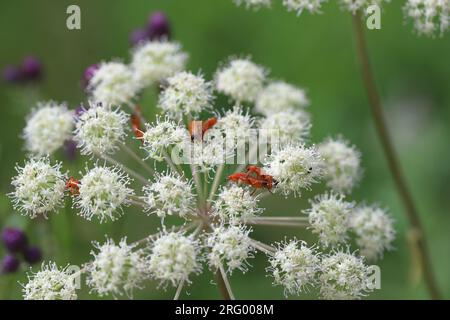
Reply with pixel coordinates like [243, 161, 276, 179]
[255, 81, 309, 115]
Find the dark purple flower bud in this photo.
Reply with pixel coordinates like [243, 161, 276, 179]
[129, 28, 149, 46]
[1, 228, 28, 253]
[2, 65, 23, 83]
[64, 139, 78, 162]
[1, 255, 20, 273]
[74, 104, 86, 119]
[23, 246, 42, 265]
[148, 11, 170, 40]
[21, 56, 42, 81]
[82, 63, 99, 89]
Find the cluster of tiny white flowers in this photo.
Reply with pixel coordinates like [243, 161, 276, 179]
[215, 106, 255, 150]
[74, 104, 129, 156]
[142, 172, 195, 220]
[131, 41, 188, 87]
[23, 262, 77, 300]
[23, 101, 74, 156]
[74, 165, 134, 222]
[255, 81, 309, 116]
[404, 0, 449, 36]
[282, 0, 327, 15]
[234, 0, 272, 9]
[88, 62, 139, 106]
[9, 158, 66, 218]
[260, 110, 311, 145]
[87, 238, 148, 297]
[318, 137, 362, 194]
[148, 232, 202, 287]
[215, 58, 266, 102]
[207, 225, 254, 274]
[338, 0, 388, 14]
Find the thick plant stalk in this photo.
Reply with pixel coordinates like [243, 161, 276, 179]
[352, 12, 441, 300]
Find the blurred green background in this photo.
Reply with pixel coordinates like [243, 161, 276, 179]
[0, 0, 449, 299]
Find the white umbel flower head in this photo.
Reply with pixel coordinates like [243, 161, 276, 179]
[87, 238, 148, 297]
[305, 193, 354, 248]
[234, 0, 272, 9]
[75, 165, 134, 222]
[9, 158, 66, 218]
[350, 205, 395, 260]
[264, 144, 323, 196]
[215, 106, 255, 150]
[259, 110, 311, 145]
[213, 185, 263, 223]
[269, 239, 320, 296]
[74, 104, 128, 156]
[148, 232, 202, 287]
[318, 137, 362, 194]
[23, 262, 77, 300]
[23, 102, 74, 156]
[141, 116, 188, 161]
[207, 225, 254, 274]
[283, 0, 326, 15]
[404, 0, 449, 36]
[131, 41, 188, 87]
[319, 250, 373, 300]
[88, 62, 139, 106]
[215, 58, 266, 103]
[158, 71, 213, 119]
[255, 81, 309, 115]
[142, 171, 195, 220]
[338, 0, 388, 14]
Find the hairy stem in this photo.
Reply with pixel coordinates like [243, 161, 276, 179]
[352, 12, 441, 300]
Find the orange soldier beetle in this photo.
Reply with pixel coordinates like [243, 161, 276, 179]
[188, 117, 217, 141]
[65, 177, 80, 195]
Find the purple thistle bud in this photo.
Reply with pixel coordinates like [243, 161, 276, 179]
[82, 63, 99, 89]
[23, 246, 42, 265]
[21, 56, 42, 81]
[1, 255, 20, 274]
[2, 65, 23, 83]
[1, 228, 28, 253]
[130, 28, 150, 46]
[148, 11, 170, 40]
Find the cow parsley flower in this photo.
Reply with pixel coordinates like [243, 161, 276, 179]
[23, 262, 77, 300]
[88, 62, 139, 106]
[260, 110, 311, 145]
[75, 165, 134, 222]
[142, 172, 195, 220]
[283, 0, 326, 15]
[131, 41, 188, 87]
[255, 81, 309, 115]
[350, 205, 395, 260]
[319, 250, 373, 300]
[234, 0, 272, 9]
[215, 58, 266, 103]
[318, 137, 362, 194]
[207, 225, 254, 274]
[305, 192, 354, 248]
[74, 104, 128, 155]
[404, 0, 449, 36]
[23, 102, 74, 156]
[9, 158, 66, 218]
[268, 239, 320, 296]
[213, 185, 263, 223]
[264, 144, 323, 196]
[158, 71, 213, 119]
[148, 232, 202, 287]
[87, 238, 148, 297]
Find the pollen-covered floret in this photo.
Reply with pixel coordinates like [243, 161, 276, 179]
[23, 262, 77, 300]
[264, 144, 323, 196]
[158, 71, 213, 119]
[268, 239, 320, 296]
[131, 41, 188, 87]
[318, 137, 362, 194]
[404, 0, 449, 36]
[9, 158, 66, 218]
[213, 185, 263, 223]
[319, 250, 373, 300]
[74, 104, 128, 155]
[87, 238, 148, 297]
[282, 0, 327, 15]
[207, 225, 254, 274]
[142, 172, 195, 220]
[305, 192, 354, 248]
[350, 204, 395, 260]
[234, 0, 272, 9]
[23, 101, 74, 156]
[88, 61, 139, 106]
[215, 58, 266, 102]
[259, 110, 311, 145]
[255, 81, 309, 115]
[148, 231, 202, 287]
[75, 165, 134, 223]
